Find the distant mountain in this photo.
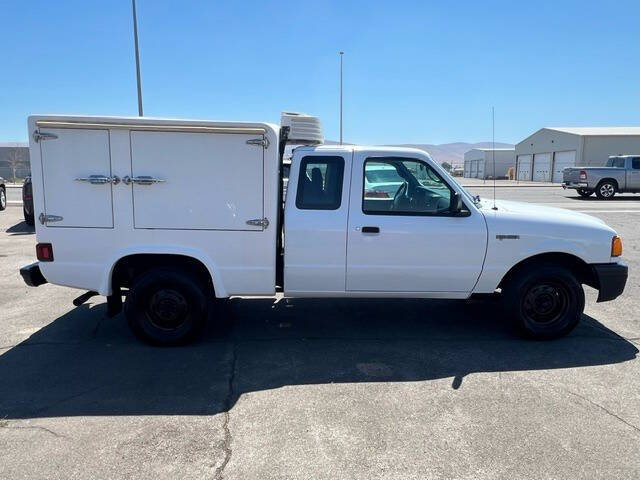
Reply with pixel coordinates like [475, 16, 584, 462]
[395, 142, 514, 166]
[323, 141, 514, 166]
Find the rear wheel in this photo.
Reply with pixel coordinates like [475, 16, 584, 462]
[595, 181, 616, 199]
[0, 186, 6, 211]
[504, 265, 584, 339]
[124, 267, 209, 346]
[576, 188, 592, 198]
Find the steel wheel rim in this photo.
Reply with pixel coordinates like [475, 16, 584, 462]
[600, 184, 614, 197]
[522, 281, 569, 326]
[0, 189, 5, 208]
[146, 288, 189, 331]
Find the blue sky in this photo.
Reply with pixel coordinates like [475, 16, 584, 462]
[2, 0, 639, 145]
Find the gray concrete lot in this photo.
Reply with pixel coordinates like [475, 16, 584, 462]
[1, 187, 639, 479]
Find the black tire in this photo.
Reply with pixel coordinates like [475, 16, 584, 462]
[576, 188, 593, 198]
[124, 267, 209, 346]
[0, 186, 6, 211]
[595, 180, 616, 200]
[24, 207, 34, 226]
[504, 265, 584, 340]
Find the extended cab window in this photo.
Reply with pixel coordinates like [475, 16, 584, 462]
[632, 158, 640, 169]
[363, 158, 456, 215]
[296, 156, 344, 210]
[607, 157, 626, 168]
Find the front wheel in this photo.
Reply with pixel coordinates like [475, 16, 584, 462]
[595, 181, 616, 199]
[504, 265, 584, 339]
[576, 188, 593, 198]
[124, 267, 209, 346]
[0, 187, 6, 211]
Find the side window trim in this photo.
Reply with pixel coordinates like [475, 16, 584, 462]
[361, 156, 461, 217]
[295, 155, 345, 211]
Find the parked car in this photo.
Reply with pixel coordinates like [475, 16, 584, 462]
[22, 176, 34, 225]
[21, 113, 628, 346]
[0, 176, 6, 212]
[562, 155, 640, 199]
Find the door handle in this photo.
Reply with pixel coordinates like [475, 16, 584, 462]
[361, 226, 380, 233]
[122, 175, 166, 186]
[75, 175, 120, 185]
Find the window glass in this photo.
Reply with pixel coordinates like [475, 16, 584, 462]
[296, 156, 344, 210]
[363, 158, 454, 215]
[632, 158, 640, 169]
[607, 157, 626, 168]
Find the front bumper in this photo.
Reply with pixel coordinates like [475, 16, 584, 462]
[562, 182, 589, 189]
[592, 262, 628, 302]
[20, 262, 48, 287]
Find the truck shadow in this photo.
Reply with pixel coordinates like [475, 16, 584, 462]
[0, 297, 636, 419]
[6, 220, 35, 236]
[570, 195, 640, 201]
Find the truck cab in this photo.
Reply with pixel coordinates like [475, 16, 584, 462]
[284, 145, 485, 297]
[21, 113, 628, 345]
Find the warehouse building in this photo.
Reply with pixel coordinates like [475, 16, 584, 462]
[463, 148, 515, 179]
[514, 127, 640, 182]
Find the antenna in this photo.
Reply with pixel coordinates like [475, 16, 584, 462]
[492, 107, 497, 210]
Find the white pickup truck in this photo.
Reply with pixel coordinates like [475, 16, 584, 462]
[21, 113, 628, 345]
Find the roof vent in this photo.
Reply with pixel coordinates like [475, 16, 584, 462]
[281, 112, 324, 145]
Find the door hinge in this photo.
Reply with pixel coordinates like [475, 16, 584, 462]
[246, 137, 269, 149]
[33, 130, 58, 143]
[246, 217, 269, 229]
[39, 213, 63, 225]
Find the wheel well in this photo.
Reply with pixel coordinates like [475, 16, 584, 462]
[112, 254, 215, 295]
[498, 252, 597, 291]
[598, 178, 619, 190]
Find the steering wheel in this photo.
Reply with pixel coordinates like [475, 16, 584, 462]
[392, 182, 408, 210]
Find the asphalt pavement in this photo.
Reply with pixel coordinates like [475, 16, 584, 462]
[0, 187, 639, 479]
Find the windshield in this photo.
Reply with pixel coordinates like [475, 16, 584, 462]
[606, 157, 626, 168]
[438, 168, 480, 205]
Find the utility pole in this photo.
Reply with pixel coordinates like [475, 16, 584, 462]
[132, 0, 144, 116]
[339, 51, 344, 144]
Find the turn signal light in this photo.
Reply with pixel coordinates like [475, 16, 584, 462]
[611, 236, 623, 257]
[579, 170, 587, 180]
[36, 243, 54, 262]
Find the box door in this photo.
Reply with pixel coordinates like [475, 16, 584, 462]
[40, 128, 114, 228]
[130, 131, 264, 230]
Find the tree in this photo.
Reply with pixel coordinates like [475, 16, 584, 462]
[6, 147, 26, 183]
[441, 161, 452, 172]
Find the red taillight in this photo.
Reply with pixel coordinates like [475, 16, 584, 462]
[365, 190, 390, 199]
[579, 170, 587, 180]
[36, 243, 54, 262]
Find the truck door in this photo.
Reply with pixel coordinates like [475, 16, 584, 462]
[346, 152, 487, 294]
[628, 157, 640, 191]
[284, 152, 351, 294]
[39, 128, 114, 228]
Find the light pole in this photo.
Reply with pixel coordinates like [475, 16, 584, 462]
[132, 0, 144, 116]
[339, 51, 344, 145]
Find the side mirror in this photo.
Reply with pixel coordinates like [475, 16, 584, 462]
[450, 192, 469, 216]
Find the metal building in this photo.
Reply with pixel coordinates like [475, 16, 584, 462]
[463, 148, 515, 179]
[515, 127, 640, 182]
